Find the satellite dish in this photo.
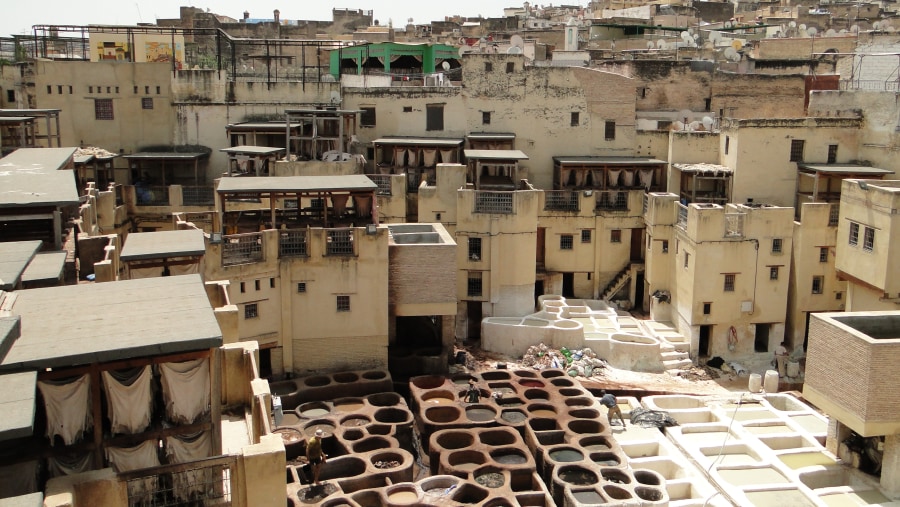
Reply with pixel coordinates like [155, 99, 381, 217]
[510, 34, 524, 49]
[330, 91, 341, 104]
[731, 39, 742, 50]
[702, 116, 713, 130]
[826, 29, 836, 36]
[799, 23, 807, 30]
[789, 21, 797, 28]
[724, 47, 738, 61]
[851, 24, 859, 33]
[657, 39, 666, 49]
[888, 26, 896, 33]
[647, 41, 655, 49]
[689, 121, 701, 131]
[872, 21, 881, 30]
[673, 121, 685, 131]
[839, 29, 848, 34]
[679, 109, 692, 120]
[507, 46, 523, 54]
[441, 61, 450, 71]
[807, 27, 817, 37]
[709, 31, 721, 42]
[688, 28, 694, 35]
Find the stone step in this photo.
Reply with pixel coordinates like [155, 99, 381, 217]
[661, 350, 689, 361]
[663, 358, 693, 371]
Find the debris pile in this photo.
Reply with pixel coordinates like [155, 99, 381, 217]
[629, 407, 679, 428]
[521, 343, 607, 378]
[74, 146, 117, 159]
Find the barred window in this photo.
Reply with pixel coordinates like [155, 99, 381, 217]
[244, 303, 258, 319]
[560, 234, 574, 250]
[570, 112, 579, 126]
[812, 276, 824, 294]
[772, 238, 782, 254]
[581, 230, 591, 243]
[827, 144, 838, 164]
[863, 227, 875, 252]
[662, 240, 669, 253]
[819, 247, 828, 263]
[94, 98, 114, 120]
[336, 295, 350, 312]
[141, 97, 154, 109]
[703, 302, 711, 315]
[724, 274, 736, 292]
[610, 230, 622, 243]
[468, 237, 482, 261]
[297, 282, 307, 293]
[482, 111, 491, 125]
[426, 104, 444, 131]
[849, 222, 859, 246]
[467, 272, 483, 297]
[360, 107, 376, 127]
[604, 121, 616, 140]
[770, 267, 779, 280]
[789, 139, 805, 162]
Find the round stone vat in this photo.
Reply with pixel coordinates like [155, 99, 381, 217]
[450, 374, 476, 385]
[568, 419, 604, 434]
[374, 407, 411, 424]
[422, 390, 456, 406]
[538, 369, 563, 379]
[303, 420, 336, 438]
[519, 379, 546, 389]
[580, 435, 612, 451]
[569, 408, 600, 419]
[340, 415, 371, 427]
[303, 375, 330, 387]
[342, 428, 364, 441]
[481, 371, 511, 381]
[411, 375, 444, 390]
[354, 436, 392, 453]
[362, 370, 387, 381]
[333, 397, 365, 413]
[634, 469, 663, 486]
[371, 451, 405, 470]
[420, 476, 459, 495]
[465, 404, 497, 422]
[333, 372, 359, 384]
[451, 484, 489, 504]
[515, 369, 539, 378]
[367, 424, 392, 435]
[524, 388, 550, 400]
[558, 465, 598, 486]
[590, 452, 621, 467]
[527, 404, 558, 418]
[367, 392, 402, 407]
[565, 397, 594, 407]
[490, 448, 528, 465]
[500, 409, 526, 424]
[483, 498, 515, 507]
[636, 486, 665, 502]
[474, 467, 505, 489]
[571, 489, 605, 504]
[558, 387, 582, 397]
[549, 447, 584, 463]
[435, 431, 474, 450]
[425, 406, 461, 424]
[479, 429, 516, 446]
[529, 418, 559, 432]
[447, 450, 487, 473]
[551, 378, 575, 388]
[535, 431, 565, 446]
[385, 485, 419, 505]
[298, 401, 330, 418]
[601, 468, 632, 485]
[351, 491, 382, 506]
[273, 427, 304, 460]
[604, 485, 633, 501]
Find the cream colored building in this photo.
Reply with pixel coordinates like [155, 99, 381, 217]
[834, 179, 900, 311]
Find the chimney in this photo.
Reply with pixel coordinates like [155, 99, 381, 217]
[274, 9, 280, 23]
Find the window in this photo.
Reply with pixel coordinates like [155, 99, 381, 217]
[771, 238, 782, 254]
[106, 86, 111, 93]
[812, 276, 824, 294]
[68, 85, 73, 94]
[849, 222, 859, 246]
[134, 85, 139, 94]
[827, 144, 838, 164]
[684, 252, 690, 268]
[560, 234, 574, 250]
[468, 237, 482, 261]
[863, 227, 875, 252]
[482, 111, 491, 125]
[435, 213, 442, 221]
[94, 98, 114, 120]
[724, 274, 735, 292]
[662, 240, 669, 253]
[770, 267, 779, 280]
[115, 86, 119, 93]
[240, 282, 246, 293]
[145, 86, 150, 94]
[506, 61, 515, 73]
[581, 230, 591, 243]
[789, 139, 805, 162]
[403, 106, 413, 113]
[819, 247, 829, 263]
[156, 86, 161, 94]
[336, 295, 350, 312]
[6, 90, 14, 102]
[604, 121, 616, 140]
[426, 104, 444, 131]
[484, 62, 493, 72]
[270, 278, 275, 289]
[570, 112, 579, 126]
[467, 272, 483, 297]
[360, 107, 376, 127]
[47, 85, 52, 94]
[703, 302, 711, 315]
[89, 86, 93, 93]
[57, 85, 63, 94]
[835, 292, 843, 300]
[255, 279, 261, 291]
[297, 282, 307, 293]
[610, 229, 622, 243]
[244, 303, 258, 319]
[326, 229, 354, 255]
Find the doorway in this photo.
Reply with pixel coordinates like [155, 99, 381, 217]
[699, 325, 712, 357]
[630, 229, 644, 261]
[466, 301, 482, 342]
[536, 228, 546, 268]
[562, 273, 574, 298]
[534, 280, 544, 309]
[755, 324, 770, 352]
[634, 272, 645, 310]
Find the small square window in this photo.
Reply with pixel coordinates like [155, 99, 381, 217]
[703, 302, 711, 315]
[467, 272, 483, 297]
[482, 111, 491, 125]
[835, 292, 843, 300]
[724, 274, 736, 292]
[88, 86, 94, 93]
[662, 240, 669, 253]
[468, 237, 482, 261]
[506, 61, 515, 73]
[255, 279, 261, 291]
[360, 107, 376, 127]
[297, 282, 307, 293]
[115, 86, 119, 93]
[849, 222, 859, 246]
[484, 62, 493, 72]
[684, 252, 690, 268]
[403, 106, 413, 112]
[336, 295, 351, 312]
[581, 230, 591, 243]
[819, 247, 829, 263]
[7, 90, 14, 102]
[240, 282, 246, 293]
[244, 303, 258, 319]
[57, 85, 63, 94]
[812, 276, 824, 294]
[604, 121, 616, 141]
[94, 98, 114, 120]
[610, 230, 622, 243]
[142, 97, 153, 109]
[435, 213, 442, 221]
[560, 234, 574, 250]
[772, 238, 782, 254]
[770, 267, 779, 280]
[570, 112, 579, 126]
[863, 227, 875, 252]
[270, 278, 275, 289]
[106, 86, 111, 93]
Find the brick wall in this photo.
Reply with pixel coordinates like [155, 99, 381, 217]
[389, 244, 456, 306]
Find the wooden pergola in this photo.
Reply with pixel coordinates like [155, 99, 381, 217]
[124, 151, 209, 186]
[673, 163, 733, 204]
[464, 149, 530, 190]
[553, 156, 667, 191]
[796, 163, 893, 207]
[219, 146, 285, 177]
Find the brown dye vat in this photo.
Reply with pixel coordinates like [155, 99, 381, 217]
[340, 415, 370, 427]
[451, 484, 489, 504]
[426, 406, 461, 424]
[551, 378, 575, 387]
[565, 397, 593, 407]
[568, 419, 604, 434]
[362, 370, 387, 381]
[579, 436, 611, 451]
[354, 436, 392, 453]
[412, 375, 445, 390]
[482, 371, 512, 381]
[298, 401, 330, 418]
[333, 398, 365, 412]
[604, 484, 633, 500]
[367, 392, 402, 407]
[549, 448, 584, 463]
[435, 432, 474, 450]
[590, 452, 621, 466]
[466, 405, 497, 422]
[448, 450, 486, 472]
[479, 430, 516, 446]
[501, 410, 527, 423]
[491, 449, 528, 465]
[519, 379, 545, 388]
[559, 466, 597, 485]
[523, 388, 549, 400]
[600, 469, 632, 484]
[386, 489, 418, 504]
[374, 407, 410, 424]
[304, 375, 330, 387]
[568, 408, 600, 419]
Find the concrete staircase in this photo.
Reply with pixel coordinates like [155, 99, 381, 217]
[600, 262, 643, 301]
[660, 341, 692, 372]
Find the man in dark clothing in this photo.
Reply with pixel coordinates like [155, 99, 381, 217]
[465, 380, 481, 403]
[306, 429, 327, 485]
[599, 390, 626, 427]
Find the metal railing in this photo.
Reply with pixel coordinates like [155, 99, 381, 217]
[544, 190, 579, 211]
[120, 455, 235, 507]
[676, 203, 688, 230]
[182, 186, 215, 206]
[279, 230, 308, 257]
[367, 174, 392, 196]
[473, 191, 514, 214]
[136, 185, 170, 206]
[326, 229, 355, 256]
[828, 204, 840, 227]
[222, 232, 263, 266]
[595, 191, 628, 211]
[839, 79, 900, 92]
[642, 193, 649, 215]
[113, 184, 124, 206]
[725, 212, 745, 237]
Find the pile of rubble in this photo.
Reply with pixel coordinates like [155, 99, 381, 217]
[74, 146, 117, 158]
[520, 343, 607, 378]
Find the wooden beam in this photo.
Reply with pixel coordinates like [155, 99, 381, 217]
[38, 349, 211, 381]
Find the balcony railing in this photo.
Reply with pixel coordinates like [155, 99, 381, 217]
[725, 212, 745, 237]
[595, 191, 628, 211]
[279, 230, 308, 257]
[544, 190, 579, 212]
[326, 229, 355, 256]
[676, 203, 688, 230]
[642, 193, 649, 215]
[136, 185, 170, 206]
[183, 185, 216, 206]
[222, 232, 263, 266]
[367, 174, 393, 196]
[120, 455, 235, 507]
[474, 191, 514, 214]
[839, 79, 900, 92]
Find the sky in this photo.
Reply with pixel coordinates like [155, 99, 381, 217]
[1, 1, 532, 37]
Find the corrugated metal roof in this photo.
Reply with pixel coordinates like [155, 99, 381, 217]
[121, 230, 206, 261]
[217, 175, 378, 193]
[0, 275, 222, 371]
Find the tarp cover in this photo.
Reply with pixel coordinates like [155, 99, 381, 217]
[166, 431, 213, 502]
[159, 359, 209, 424]
[47, 452, 92, 477]
[37, 375, 92, 446]
[102, 366, 153, 435]
[106, 440, 161, 500]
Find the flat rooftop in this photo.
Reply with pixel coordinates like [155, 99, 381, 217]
[373, 137, 464, 146]
[467, 133, 516, 140]
[217, 175, 378, 194]
[0, 371, 36, 441]
[674, 163, 733, 174]
[20, 251, 66, 285]
[0, 170, 80, 208]
[0, 147, 76, 173]
[123, 152, 208, 160]
[799, 163, 893, 175]
[553, 156, 666, 165]
[0, 241, 41, 291]
[226, 122, 304, 131]
[464, 149, 529, 160]
[220, 146, 285, 156]
[121, 229, 206, 261]
[0, 274, 223, 371]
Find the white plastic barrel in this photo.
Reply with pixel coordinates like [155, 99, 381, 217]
[763, 370, 780, 393]
[786, 361, 800, 378]
[748, 373, 762, 393]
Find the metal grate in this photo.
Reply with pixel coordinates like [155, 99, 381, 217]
[279, 230, 308, 257]
[725, 213, 744, 237]
[136, 185, 170, 206]
[828, 204, 839, 227]
[367, 174, 392, 196]
[676, 203, 688, 230]
[222, 233, 263, 265]
[473, 191, 513, 214]
[182, 186, 215, 206]
[121, 455, 234, 507]
[326, 229, 354, 256]
[642, 193, 649, 215]
[544, 191, 579, 211]
[595, 191, 628, 211]
[467, 272, 483, 297]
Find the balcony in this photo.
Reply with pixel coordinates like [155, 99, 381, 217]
[222, 232, 263, 266]
[544, 190, 579, 212]
[473, 191, 514, 214]
[676, 203, 688, 230]
[326, 228, 355, 256]
[367, 174, 393, 196]
[279, 230, 308, 257]
[595, 191, 628, 211]
[182, 185, 216, 206]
